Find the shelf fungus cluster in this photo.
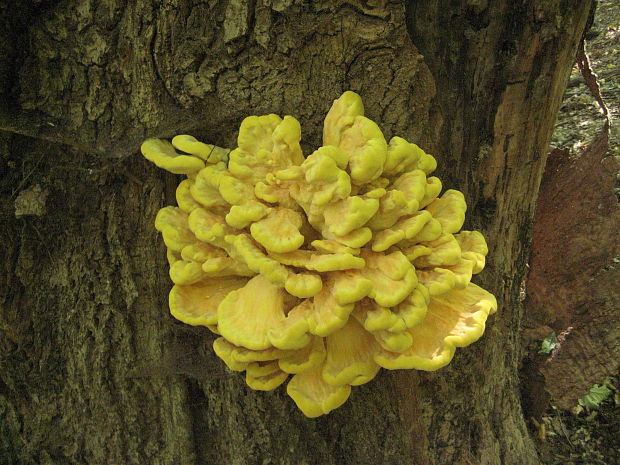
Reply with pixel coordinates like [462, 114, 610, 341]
[141, 91, 497, 418]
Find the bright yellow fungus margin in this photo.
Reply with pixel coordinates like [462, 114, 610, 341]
[141, 91, 497, 418]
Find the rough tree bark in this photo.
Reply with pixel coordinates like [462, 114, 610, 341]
[0, 1, 592, 464]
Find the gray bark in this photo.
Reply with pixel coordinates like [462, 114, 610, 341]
[0, 0, 592, 464]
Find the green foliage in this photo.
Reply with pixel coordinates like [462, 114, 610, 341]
[578, 384, 613, 410]
[538, 332, 557, 355]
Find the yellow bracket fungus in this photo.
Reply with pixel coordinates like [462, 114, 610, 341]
[142, 91, 498, 418]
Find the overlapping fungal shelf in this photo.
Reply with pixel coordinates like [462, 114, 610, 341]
[141, 91, 497, 417]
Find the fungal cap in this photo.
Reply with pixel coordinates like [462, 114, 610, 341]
[416, 268, 457, 296]
[374, 283, 497, 371]
[424, 189, 467, 234]
[455, 231, 489, 274]
[285, 273, 323, 298]
[169, 260, 206, 285]
[217, 275, 311, 351]
[323, 196, 380, 236]
[269, 249, 365, 273]
[339, 116, 388, 184]
[372, 328, 414, 353]
[224, 233, 289, 284]
[287, 368, 352, 418]
[361, 250, 418, 307]
[322, 317, 381, 387]
[169, 278, 247, 327]
[383, 137, 422, 176]
[225, 201, 271, 229]
[279, 336, 326, 374]
[212, 338, 249, 372]
[141, 138, 205, 174]
[228, 114, 304, 184]
[176, 179, 203, 213]
[172, 135, 229, 163]
[306, 283, 357, 337]
[323, 91, 364, 147]
[412, 234, 462, 268]
[250, 208, 305, 253]
[155, 206, 196, 252]
[246, 366, 289, 391]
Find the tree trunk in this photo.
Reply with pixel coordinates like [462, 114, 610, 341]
[0, 1, 592, 464]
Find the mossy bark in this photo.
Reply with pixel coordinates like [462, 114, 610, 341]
[0, 1, 592, 464]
